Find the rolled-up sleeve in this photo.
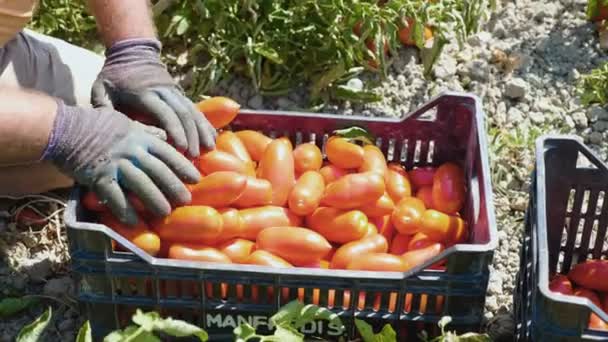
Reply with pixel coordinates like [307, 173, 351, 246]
[0, 1, 36, 48]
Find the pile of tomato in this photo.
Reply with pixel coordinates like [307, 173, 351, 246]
[82, 97, 468, 275]
[549, 260, 608, 331]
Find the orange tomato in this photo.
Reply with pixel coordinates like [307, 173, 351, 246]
[408, 232, 435, 251]
[168, 244, 232, 263]
[196, 96, 240, 129]
[388, 163, 409, 178]
[152, 206, 223, 243]
[359, 145, 387, 177]
[257, 227, 332, 266]
[100, 213, 161, 256]
[346, 253, 407, 272]
[217, 238, 255, 263]
[416, 186, 434, 209]
[244, 250, 292, 267]
[259, 139, 295, 206]
[216, 208, 243, 242]
[319, 164, 349, 184]
[365, 222, 378, 236]
[306, 207, 368, 243]
[190, 171, 247, 207]
[288, 171, 325, 216]
[419, 210, 465, 243]
[238, 206, 302, 240]
[391, 197, 426, 235]
[235, 130, 272, 162]
[293, 143, 323, 173]
[359, 192, 395, 218]
[216, 131, 252, 164]
[573, 288, 608, 331]
[409, 166, 436, 190]
[326, 137, 365, 169]
[195, 150, 255, 176]
[432, 163, 466, 214]
[386, 169, 412, 202]
[232, 177, 273, 208]
[373, 215, 396, 242]
[321, 172, 385, 209]
[389, 234, 412, 255]
[398, 18, 433, 46]
[402, 243, 444, 271]
[331, 234, 388, 269]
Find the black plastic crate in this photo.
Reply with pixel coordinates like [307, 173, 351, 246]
[64, 92, 498, 341]
[515, 135, 608, 341]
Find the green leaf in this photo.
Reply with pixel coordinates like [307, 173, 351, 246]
[457, 332, 492, 341]
[132, 310, 159, 331]
[272, 325, 304, 342]
[334, 84, 382, 103]
[254, 45, 283, 64]
[16, 307, 52, 342]
[332, 126, 375, 145]
[104, 326, 145, 342]
[0, 297, 38, 318]
[76, 321, 92, 342]
[176, 17, 190, 35]
[438, 316, 452, 329]
[355, 320, 396, 342]
[151, 317, 208, 341]
[270, 300, 304, 327]
[234, 323, 258, 342]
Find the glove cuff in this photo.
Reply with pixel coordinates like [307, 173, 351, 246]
[104, 38, 163, 67]
[40, 99, 76, 162]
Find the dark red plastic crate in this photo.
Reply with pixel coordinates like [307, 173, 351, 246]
[65, 91, 497, 341]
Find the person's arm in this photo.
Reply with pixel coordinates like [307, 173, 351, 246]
[0, 87, 57, 166]
[87, 0, 156, 47]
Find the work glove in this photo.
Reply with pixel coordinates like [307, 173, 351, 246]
[91, 38, 216, 158]
[42, 100, 201, 225]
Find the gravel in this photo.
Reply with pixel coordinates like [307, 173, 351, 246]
[2, 0, 607, 340]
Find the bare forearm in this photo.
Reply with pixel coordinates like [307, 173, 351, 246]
[88, 0, 156, 47]
[0, 87, 57, 166]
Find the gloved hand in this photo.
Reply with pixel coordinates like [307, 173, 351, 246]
[42, 100, 202, 225]
[91, 38, 216, 158]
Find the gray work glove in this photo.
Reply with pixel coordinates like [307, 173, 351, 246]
[42, 100, 201, 225]
[91, 38, 216, 158]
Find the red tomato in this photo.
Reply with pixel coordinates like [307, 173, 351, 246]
[359, 192, 395, 218]
[331, 234, 388, 270]
[391, 197, 426, 235]
[82, 191, 106, 212]
[568, 260, 608, 292]
[100, 213, 161, 256]
[196, 96, 240, 129]
[398, 18, 433, 46]
[244, 250, 292, 267]
[168, 244, 232, 263]
[373, 215, 396, 241]
[389, 234, 412, 255]
[232, 177, 273, 208]
[195, 150, 255, 176]
[190, 171, 247, 207]
[319, 164, 349, 184]
[306, 207, 369, 244]
[235, 130, 272, 162]
[216, 131, 253, 164]
[408, 232, 435, 251]
[217, 238, 255, 263]
[288, 171, 325, 216]
[549, 274, 573, 295]
[15, 208, 46, 227]
[409, 166, 436, 190]
[386, 169, 412, 203]
[321, 172, 385, 209]
[346, 253, 407, 272]
[259, 139, 295, 206]
[402, 243, 444, 271]
[238, 206, 302, 240]
[326, 137, 365, 169]
[152, 206, 223, 244]
[257, 227, 332, 266]
[432, 162, 466, 214]
[573, 288, 608, 331]
[416, 186, 434, 209]
[359, 145, 388, 177]
[293, 143, 323, 173]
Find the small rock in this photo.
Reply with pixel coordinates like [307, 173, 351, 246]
[486, 296, 499, 312]
[276, 97, 294, 109]
[44, 277, 74, 298]
[247, 94, 264, 110]
[565, 116, 576, 129]
[589, 131, 604, 145]
[593, 120, 608, 131]
[508, 107, 525, 124]
[468, 31, 492, 46]
[572, 112, 588, 128]
[433, 55, 458, 80]
[533, 2, 559, 20]
[467, 61, 491, 82]
[488, 278, 503, 296]
[587, 106, 608, 122]
[346, 78, 364, 91]
[505, 78, 528, 99]
[530, 111, 546, 124]
[59, 319, 75, 332]
[492, 23, 507, 39]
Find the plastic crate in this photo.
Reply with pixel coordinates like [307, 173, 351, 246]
[65, 91, 497, 341]
[515, 135, 608, 341]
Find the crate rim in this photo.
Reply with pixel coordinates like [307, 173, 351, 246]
[534, 134, 608, 323]
[64, 91, 498, 281]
